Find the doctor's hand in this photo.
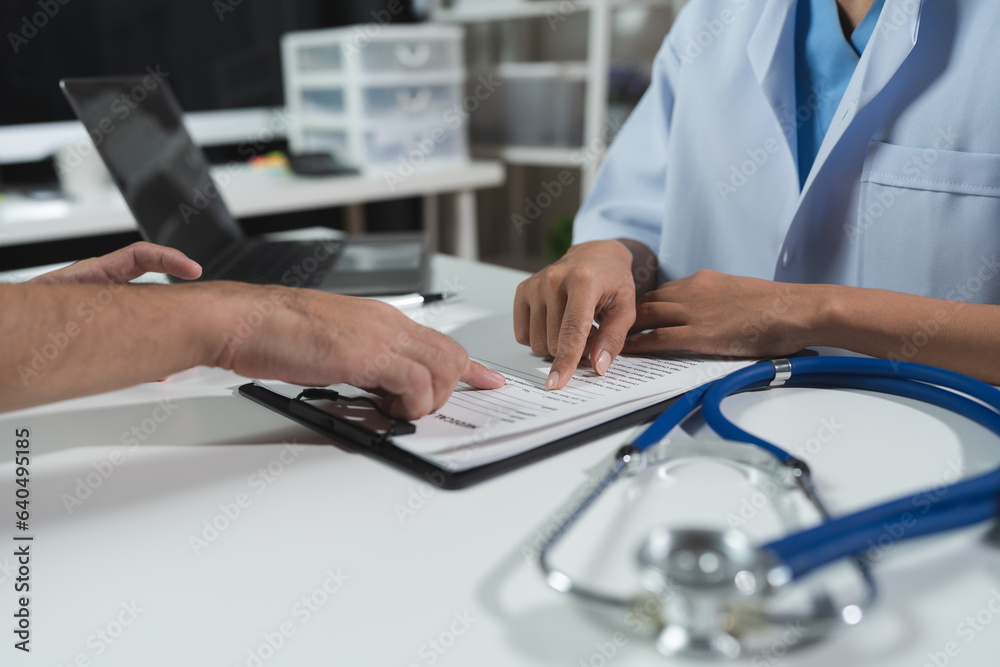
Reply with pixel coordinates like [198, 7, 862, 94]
[211, 284, 507, 420]
[623, 270, 816, 358]
[514, 240, 653, 391]
[30, 242, 203, 286]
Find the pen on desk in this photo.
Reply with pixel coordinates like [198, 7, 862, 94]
[383, 292, 457, 309]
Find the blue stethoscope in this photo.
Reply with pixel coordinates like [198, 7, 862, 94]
[537, 356, 1000, 658]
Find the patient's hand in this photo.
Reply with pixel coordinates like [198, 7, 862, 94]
[30, 242, 202, 285]
[210, 284, 507, 420]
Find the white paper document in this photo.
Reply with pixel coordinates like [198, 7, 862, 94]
[256, 315, 755, 472]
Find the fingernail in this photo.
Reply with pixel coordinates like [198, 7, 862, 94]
[490, 370, 506, 385]
[594, 350, 612, 376]
[545, 370, 560, 390]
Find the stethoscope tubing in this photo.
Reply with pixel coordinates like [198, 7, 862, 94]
[632, 356, 1000, 580]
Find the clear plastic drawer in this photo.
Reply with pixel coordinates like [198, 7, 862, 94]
[364, 124, 468, 166]
[301, 89, 346, 115]
[295, 45, 343, 72]
[359, 40, 461, 74]
[362, 83, 462, 123]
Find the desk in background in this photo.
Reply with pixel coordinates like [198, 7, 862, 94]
[0, 161, 505, 261]
[1, 255, 998, 666]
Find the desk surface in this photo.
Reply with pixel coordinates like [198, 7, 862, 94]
[1, 255, 998, 667]
[0, 161, 504, 247]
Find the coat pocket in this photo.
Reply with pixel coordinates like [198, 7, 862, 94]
[854, 140, 1000, 303]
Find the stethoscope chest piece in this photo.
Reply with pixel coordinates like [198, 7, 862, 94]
[638, 527, 778, 658]
[538, 435, 868, 659]
[538, 357, 1000, 659]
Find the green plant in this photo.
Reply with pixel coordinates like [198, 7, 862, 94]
[545, 215, 575, 260]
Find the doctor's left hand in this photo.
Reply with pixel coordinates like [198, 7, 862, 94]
[29, 241, 202, 285]
[622, 270, 824, 358]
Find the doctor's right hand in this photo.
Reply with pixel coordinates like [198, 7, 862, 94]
[513, 240, 643, 391]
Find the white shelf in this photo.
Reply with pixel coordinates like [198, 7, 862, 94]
[296, 116, 351, 130]
[435, 0, 674, 201]
[0, 161, 506, 247]
[0, 108, 290, 165]
[433, 0, 676, 23]
[490, 61, 589, 80]
[296, 70, 464, 88]
[474, 144, 582, 167]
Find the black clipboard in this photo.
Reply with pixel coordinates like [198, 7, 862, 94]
[238, 382, 680, 490]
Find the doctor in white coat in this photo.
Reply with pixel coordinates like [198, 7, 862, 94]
[515, 0, 1000, 390]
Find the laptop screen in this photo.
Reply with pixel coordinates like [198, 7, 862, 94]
[60, 77, 244, 265]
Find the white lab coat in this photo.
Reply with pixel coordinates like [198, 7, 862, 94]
[573, 0, 1000, 304]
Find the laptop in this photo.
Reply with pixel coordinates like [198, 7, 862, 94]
[60, 76, 427, 295]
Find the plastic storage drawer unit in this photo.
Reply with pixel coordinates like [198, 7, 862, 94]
[282, 25, 469, 173]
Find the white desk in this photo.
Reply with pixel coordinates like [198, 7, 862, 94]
[1, 255, 999, 667]
[0, 161, 505, 261]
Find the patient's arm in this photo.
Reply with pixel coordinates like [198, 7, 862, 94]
[0, 281, 504, 417]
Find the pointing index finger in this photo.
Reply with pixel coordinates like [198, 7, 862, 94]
[546, 287, 600, 390]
